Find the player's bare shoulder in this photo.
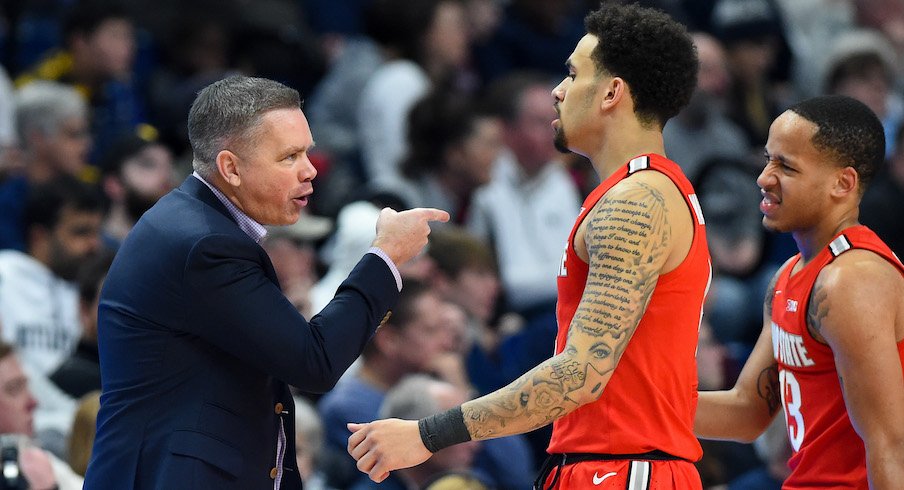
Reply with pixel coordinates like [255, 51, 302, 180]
[810, 249, 904, 342]
[614, 169, 692, 270]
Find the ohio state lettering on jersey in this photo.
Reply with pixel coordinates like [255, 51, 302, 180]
[770, 226, 904, 488]
[771, 322, 815, 368]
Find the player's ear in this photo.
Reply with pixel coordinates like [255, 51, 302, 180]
[831, 166, 858, 198]
[600, 77, 626, 113]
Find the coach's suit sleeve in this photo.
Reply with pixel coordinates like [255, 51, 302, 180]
[183, 233, 397, 392]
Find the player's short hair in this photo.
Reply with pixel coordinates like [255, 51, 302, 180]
[584, 3, 698, 129]
[788, 95, 885, 193]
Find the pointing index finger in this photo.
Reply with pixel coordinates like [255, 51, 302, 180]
[413, 208, 450, 223]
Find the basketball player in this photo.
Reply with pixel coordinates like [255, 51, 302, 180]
[695, 95, 904, 489]
[347, 4, 712, 488]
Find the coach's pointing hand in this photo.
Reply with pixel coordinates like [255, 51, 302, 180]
[372, 207, 449, 265]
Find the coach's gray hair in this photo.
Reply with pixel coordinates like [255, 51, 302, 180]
[188, 75, 300, 178]
[15, 81, 87, 148]
[379, 374, 449, 420]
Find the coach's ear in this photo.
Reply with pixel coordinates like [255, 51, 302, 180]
[831, 166, 858, 199]
[216, 150, 242, 187]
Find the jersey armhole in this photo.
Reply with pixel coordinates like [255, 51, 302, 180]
[626, 165, 700, 276]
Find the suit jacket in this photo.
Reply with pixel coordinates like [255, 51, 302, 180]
[83, 177, 397, 489]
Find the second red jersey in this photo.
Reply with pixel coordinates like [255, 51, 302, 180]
[772, 225, 904, 489]
[548, 154, 711, 461]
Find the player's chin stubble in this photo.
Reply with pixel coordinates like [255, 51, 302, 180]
[554, 127, 571, 154]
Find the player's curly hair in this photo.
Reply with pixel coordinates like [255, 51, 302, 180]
[789, 95, 885, 193]
[584, 3, 697, 129]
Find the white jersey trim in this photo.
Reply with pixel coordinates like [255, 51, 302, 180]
[829, 235, 852, 257]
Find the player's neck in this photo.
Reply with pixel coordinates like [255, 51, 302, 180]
[589, 126, 665, 180]
[794, 211, 860, 263]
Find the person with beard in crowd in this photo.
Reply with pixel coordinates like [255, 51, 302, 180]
[0, 177, 104, 377]
[98, 133, 175, 249]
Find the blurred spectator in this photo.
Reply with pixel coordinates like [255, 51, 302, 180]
[293, 395, 338, 490]
[693, 156, 775, 350]
[711, 0, 791, 148]
[310, 200, 380, 315]
[0, 341, 83, 489]
[316, 280, 458, 488]
[823, 28, 903, 157]
[696, 320, 731, 392]
[774, 0, 856, 99]
[263, 212, 334, 318]
[862, 124, 904, 257]
[422, 471, 491, 490]
[48, 249, 115, 399]
[468, 71, 580, 316]
[146, 4, 237, 158]
[425, 226, 536, 490]
[728, 415, 792, 489]
[693, 319, 760, 487]
[0, 80, 90, 251]
[349, 374, 483, 490]
[302, 0, 389, 215]
[66, 390, 101, 477]
[357, 0, 472, 188]
[98, 132, 175, 249]
[231, 0, 326, 98]
[14, 80, 91, 181]
[15, 0, 149, 165]
[472, 0, 585, 83]
[380, 91, 503, 224]
[664, 32, 751, 181]
[0, 65, 15, 162]
[855, 0, 904, 68]
[302, 0, 371, 43]
[0, 177, 104, 376]
[425, 226, 504, 392]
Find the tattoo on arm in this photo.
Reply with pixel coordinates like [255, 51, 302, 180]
[461, 181, 670, 439]
[572, 181, 668, 343]
[806, 279, 830, 342]
[756, 365, 781, 416]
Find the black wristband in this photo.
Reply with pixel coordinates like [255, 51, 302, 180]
[417, 406, 472, 453]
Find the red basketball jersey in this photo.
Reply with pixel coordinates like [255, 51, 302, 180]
[772, 225, 904, 489]
[548, 154, 711, 460]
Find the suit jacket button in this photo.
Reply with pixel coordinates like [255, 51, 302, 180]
[275, 402, 284, 414]
[270, 467, 278, 479]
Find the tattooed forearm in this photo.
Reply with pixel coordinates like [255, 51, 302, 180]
[807, 279, 830, 342]
[461, 351, 600, 439]
[756, 365, 781, 415]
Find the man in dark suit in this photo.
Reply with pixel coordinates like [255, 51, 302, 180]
[83, 75, 448, 489]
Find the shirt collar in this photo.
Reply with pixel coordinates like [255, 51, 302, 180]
[192, 171, 268, 244]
